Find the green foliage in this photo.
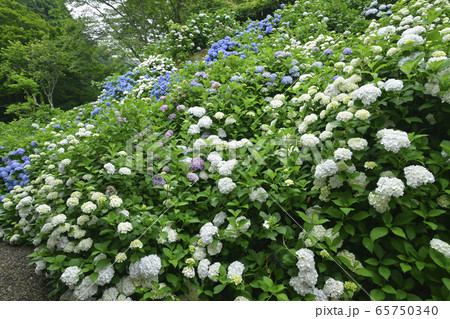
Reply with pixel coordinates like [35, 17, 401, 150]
[0, 0, 56, 49]
[0, 0, 449, 303]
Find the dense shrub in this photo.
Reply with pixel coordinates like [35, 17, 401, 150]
[0, 0, 449, 302]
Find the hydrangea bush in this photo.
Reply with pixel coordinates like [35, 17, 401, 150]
[0, 0, 449, 301]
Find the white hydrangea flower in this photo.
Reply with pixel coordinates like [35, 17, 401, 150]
[319, 131, 333, 140]
[81, 201, 97, 214]
[377, 129, 410, 153]
[198, 259, 211, 280]
[213, 211, 227, 226]
[397, 34, 424, 47]
[198, 116, 213, 128]
[73, 277, 98, 301]
[199, 222, 218, 245]
[375, 177, 405, 198]
[403, 165, 435, 188]
[129, 255, 161, 280]
[249, 187, 269, 203]
[315, 160, 339, 179]
[193, 246, 207, 261]
[102, 287, 119, 301]
[334, 148, 353, 161]
[207, 241, 223, 256]
[60, 266, 81, 287]
[130, 239, 143, 249]
[104, 163, 115, 174]
[187, 124, 200, 134]
[218, 177, 236, 194]
[384, 79, 404, 92]
[75, 238, 93, 252]
[351, 84, 382, 105]
[304, 114, 318, 124]
[300, 134, 320, 147]
[118, 222, 133, 234]
[323, 278, 344, 299]
[227, 261, 244, 284]
[347, 138, 368, 150]
[217, 159, 238, 176]
[119, 167, 131, 175]
[96, 264, 115, 286]
[336, 111, 353, 122]
[109, 195, 123, 208]
[430, 238, 450, 258]
[187, 106, 206, 117]
[208, 262, 221, 281]
[36, 204, 51, 214]
[215, 112, 224, 120]
[117, 276, 136, 296]
[182, 266, 196, 278]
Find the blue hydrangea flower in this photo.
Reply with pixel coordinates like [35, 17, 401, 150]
[281, 76, 293, 84]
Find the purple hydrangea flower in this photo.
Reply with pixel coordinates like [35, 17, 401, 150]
[189, 157, 204, 171]
[15, 148, 25, 156]
[160, 105, 168, 111]
[186, 172, 199, 183]
[177, 105, 185, 111]
[162, 166, 170, 173]
[165, 130, 174, 139]
[324, 49, 334, 55]
[152, 175, 166, 186]
[311, 47, 319, 52]
[31, 141, 38, 147]
[168, 113, 176, 120]
[211, 82, 221, 89]
[343, 48, 353, 55]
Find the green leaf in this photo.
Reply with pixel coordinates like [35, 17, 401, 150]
[96, 259, 110, 269]
[370, 289, 385, 301]
[391, 227, 406, 239]
[400, 263, 412, 273]
[90, 272, 99, 282]
[443, 278, 450, 291]
[166, 273, 179, 288]
[363, 237, 374, 253]
[213, 284, 226, 294]
[351, 210, 369, 221]
[356, 268, 373, 277]
[382, 285, 396, 294]
[430, 249, 447, 269]
[276, 293, 289, 301]
[262, 276, 274, 288]
[378, 266, 391, 280]
[370, 227, 388, 242]
[427, 209, 446, 217]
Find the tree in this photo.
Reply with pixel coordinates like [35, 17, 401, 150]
[0, 39, 68, 109]
[67, 0, 195, 60]
[0, 0, 56, 49]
